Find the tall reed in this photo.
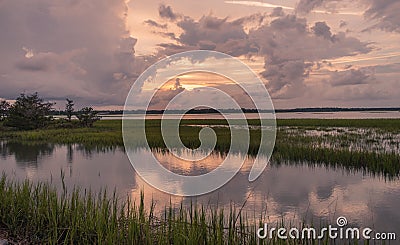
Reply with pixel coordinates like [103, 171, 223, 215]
[0, 174, 341, 244]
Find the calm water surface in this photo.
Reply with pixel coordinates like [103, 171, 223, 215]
[1, 141, 399, 234]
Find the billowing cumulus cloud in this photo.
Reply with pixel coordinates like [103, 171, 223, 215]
[152, 5, 267, 57]
[161, 12, 371, 97]
[0, 0, 151, 107]
[155, 19, 256, 57]
[250, 16, 372, 97]
[150, 7, 373, 98]
[178, 16, 246, 46]
[175, 15, 251, 57]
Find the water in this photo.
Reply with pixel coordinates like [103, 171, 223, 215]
[1, 141, 399, 234]
[94, 111, 400, 120]
[281, 127, 400, 154]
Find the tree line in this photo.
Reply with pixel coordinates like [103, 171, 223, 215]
[0, 93, 100, 130]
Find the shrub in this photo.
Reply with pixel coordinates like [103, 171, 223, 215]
[4, 93, 54, 130]
[76, 107, 100, 127]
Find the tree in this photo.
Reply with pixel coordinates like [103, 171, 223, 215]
[4, 93, 55, 130]
[76, 107, 100, 127]
[0, 100, 10, 121]
[65, 98, 74, 121]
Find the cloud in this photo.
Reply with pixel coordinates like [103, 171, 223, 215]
[177, 15, 247, 48]
[326, 86, 389, 101]
[2, 1, 393, 108]
[159, 4, 180, 21]
[295, 0, 400, 32]
[296, 0, 324, 14]
[156, 13, 252, 57]
[15, 49, 87, 74]
[148, 78, 185, 109]
[270, 7, 285, 17]
[364, 0, 400, 32]
[148, 88, 185, 109]
[15, 56, 51, 72]
[312, 21, 334, 41]
[328, 68, 374, 86]
[151, 6, 373, 98]
[144, 19, 168, 29]
[0, 0, 153, 107]
[261, 59, 312, 98]
[225, 0, 359, 15]
[248, 15, 372, 97]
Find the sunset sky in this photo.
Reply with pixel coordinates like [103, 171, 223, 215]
[1, 0, 400, 109]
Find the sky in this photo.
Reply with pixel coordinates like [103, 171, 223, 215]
[1, 0, 400, 109]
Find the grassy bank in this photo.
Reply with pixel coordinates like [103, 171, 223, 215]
[1, 119, 400, 178]
[1, 119, 400, 145]
[0, 174, 339, 244]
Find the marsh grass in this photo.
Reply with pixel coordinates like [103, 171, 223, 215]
[0, 120, 123, 147]
[1, 119, 399, 146]
[0, 174, 341, 244]
[1, 119, 400, 177]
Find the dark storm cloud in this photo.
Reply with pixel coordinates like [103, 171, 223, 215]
[0, 0, 153, 106]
